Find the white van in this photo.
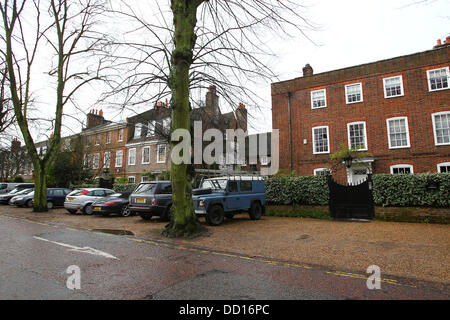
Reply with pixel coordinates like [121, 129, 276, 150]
[0, 183, 21, 194]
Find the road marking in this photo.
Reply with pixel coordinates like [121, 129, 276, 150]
[33, 236, 119, 260]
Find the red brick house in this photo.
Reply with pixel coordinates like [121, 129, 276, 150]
[271, 39, 450, 183]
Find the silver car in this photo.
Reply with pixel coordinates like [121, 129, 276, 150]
[64, 188, 116, 215]
[9, 188, 35, 207]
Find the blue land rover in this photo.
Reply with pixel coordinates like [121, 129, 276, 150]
[192, 176, 266, 226]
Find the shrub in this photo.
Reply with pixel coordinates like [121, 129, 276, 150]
[265, 173, 450, 208]
[113, 183, 138, 192]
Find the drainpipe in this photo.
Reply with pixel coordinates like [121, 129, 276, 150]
[287, 92, 293, 172]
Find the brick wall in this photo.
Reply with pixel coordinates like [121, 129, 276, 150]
[272, 45, 450, 178]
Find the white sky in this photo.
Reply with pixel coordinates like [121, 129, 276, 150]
[4, 0, 450, 143]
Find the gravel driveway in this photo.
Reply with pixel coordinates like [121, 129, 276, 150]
[1, 206, 448, 285]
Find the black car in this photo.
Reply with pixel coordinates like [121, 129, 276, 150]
[92, 192, 132, 217]
[129, 181, 172, 221]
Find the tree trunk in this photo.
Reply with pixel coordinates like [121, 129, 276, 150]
[32, 162, 48, 212]
[163, 0, 204, 238]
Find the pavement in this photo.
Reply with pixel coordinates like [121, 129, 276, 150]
[0, 205, 448, 290]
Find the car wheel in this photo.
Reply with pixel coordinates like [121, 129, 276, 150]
[25, 200, 33, 208]
[47, 201, 54, 210]
[83, 204, 94, 215]
[206, 205, 224, 226]
[160, 205, 172, 222]
[66, 209, 77, 214]
[249, 201, 263, 220]
[120, 205, 131, 217]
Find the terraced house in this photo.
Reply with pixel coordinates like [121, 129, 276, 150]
[272, 38, 450, 183]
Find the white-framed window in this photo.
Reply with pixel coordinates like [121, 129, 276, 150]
[141, 175, 150, 182]
[106, 131, 111, 144]
[260, 155, 269, 166]
[386, 117, 410, 149]
[345, 83, 363, 104]
[95, 134, 100, 145]
[312, 126, 330, 154]
[383, 75, 404, 98]
[163, 117, 171, 130]
[134, 123, 142, 139]
[311, 89, 327, 109]
[347, 121, 368, 151]
[93, 153, 100, 169]
[83, 154, 89, 167]
[128, 176, 135, 183]
[118, 128, 123, 142]
[142, 146, 150, 164]
[427, 67, 449, 92]
[115, 150, 123, 167]
[128, 148, 136, 165]
[431, 111, 450, 146]
[437, 162, 450, 173]
[390, 164, 413, 175]
[157, 144, 167, 163]
[147, 120, 156, 137]
[104, 152, 110, 169]
[314, 168, 331, 176]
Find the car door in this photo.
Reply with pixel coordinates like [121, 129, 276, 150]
[92, 190, 106, 201]
[52, 189, 66, 206]
[225, 181, 240, 210]
[239, 181, 253, 210]
[157, 183, 172, 208]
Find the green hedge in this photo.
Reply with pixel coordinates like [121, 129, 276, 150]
[266, 173, 450, 208]
[113, 183, 138, 192]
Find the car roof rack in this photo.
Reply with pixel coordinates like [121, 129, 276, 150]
[194, 169, 265, 187]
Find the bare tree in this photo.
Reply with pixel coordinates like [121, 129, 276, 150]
[103, 1, 313, 237]
[0, 63, 15, 139]
[0, 0, 107, 211]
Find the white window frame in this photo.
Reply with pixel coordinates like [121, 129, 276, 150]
[115, 150, 123, 167]
[118, 128, 123, 142]
[431, 111, 450, 146]
[311, 89, 327, 109]
[128, 176, 135, 184]
[147, 120, 155, 137]
[390, 164, 414, 175]
[345, 82, 363, 104]
[128, 148, 136, 165]
[427, 66, 449, 92]
[312, 126, 330, 155]
[93, 153, 100, 169]
[106, 131, 111, 144]
[104, 152, 110, 169]
[157, 144, 167, 163]
[386, 117, 411, 149]
[347, 121, 368, 151]
[142, 146, 150, 164]
[383, 75, 404, 98]
[141, 175, 150, 182]
[134, 123, 142, 139]
[437, 162, 450, 173]
[95, 134, 100, 145]
[313, 168, 331, 176]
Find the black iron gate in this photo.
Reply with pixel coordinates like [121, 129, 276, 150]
[328, 174, 374, 220]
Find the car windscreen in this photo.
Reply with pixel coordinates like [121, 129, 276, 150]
[200, 179, 227, 190]
[0, 183, 6, 190]
[8, 188, 21, 194]
[133, 183, 157, 194]
[20, 188, 34, 195]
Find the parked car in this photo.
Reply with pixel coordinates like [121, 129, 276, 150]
[0, 183, 21, 194]
[8, 188, 35, 207]
[0, 184, 35, 204]
[64, 188, 116, 215]
[129, 181, 172, 221]
[192, 176, 266, 226]
[28, 188, 72, 209]
[92, 192, 132, 217]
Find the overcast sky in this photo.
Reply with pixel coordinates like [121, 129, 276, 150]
[249, 0, 450, 134]
[4, 0, 450, 143]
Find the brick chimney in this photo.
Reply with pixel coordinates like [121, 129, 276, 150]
[86, 109, 106, 129]
[302, 64, 313, 77]
[236, 103, 248, 132]
[205, 85, 220, 116]
[11, 138, 21, 153]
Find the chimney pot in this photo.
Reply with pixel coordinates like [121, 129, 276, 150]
[302, 64, 313, 77]
[446, 36, 450, 44]
[437, 39, 442, 46]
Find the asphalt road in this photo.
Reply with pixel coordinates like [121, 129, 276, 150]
[0, 214, 448, 301]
